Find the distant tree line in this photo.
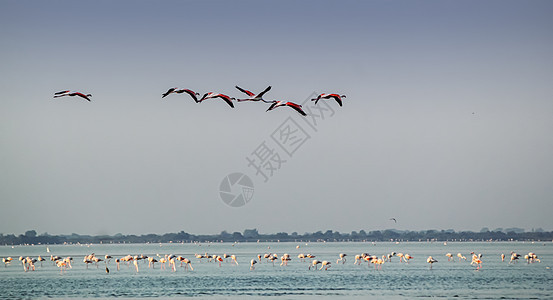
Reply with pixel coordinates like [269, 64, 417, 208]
[1, 228, 552, 245]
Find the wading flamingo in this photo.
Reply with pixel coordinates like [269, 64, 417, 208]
[320, 261, 331, 270]
[309, 260, 321, 270]
[427, 256, 438, 269]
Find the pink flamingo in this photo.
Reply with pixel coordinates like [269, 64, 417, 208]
[311, 93, 346, 106]
[54, 91, 92, 101]
[235, 85, 272, 102]
[199, 93, 235, 108]
[175, 89, 201, 103]
[266, 101, 306, 116]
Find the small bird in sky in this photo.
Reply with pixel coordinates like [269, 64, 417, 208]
[390, 218, 397, 223]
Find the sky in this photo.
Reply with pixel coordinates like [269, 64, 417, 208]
[1, 0, 552, 236]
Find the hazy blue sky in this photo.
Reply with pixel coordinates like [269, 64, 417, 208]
[1, 0, 552, 235]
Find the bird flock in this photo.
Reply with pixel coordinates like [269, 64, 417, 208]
[2, 249, 542, 274]
[53, 86, 347, 116]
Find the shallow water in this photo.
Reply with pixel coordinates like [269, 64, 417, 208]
[1, 241, 552, 299]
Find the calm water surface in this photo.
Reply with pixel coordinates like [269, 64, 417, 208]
[1, 241, 552, 299]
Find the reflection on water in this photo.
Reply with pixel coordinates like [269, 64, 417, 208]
[1, 242, 552, 299]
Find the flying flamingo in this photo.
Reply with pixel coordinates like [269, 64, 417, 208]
[337, 253, 347, 264]
[427, 256, 438, 269]
[175, 89, 201, 103]
[162, 88, 178, 98]
[235, 85, 272, 102]
[266, 101, 307, 116]
[54, 91, 92, 101]
[54, 90, 70, 96]
[311, 93, 346, 106]
[199, 93, 235, 108]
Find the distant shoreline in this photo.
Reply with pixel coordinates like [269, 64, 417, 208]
[2, 229, 552, 245]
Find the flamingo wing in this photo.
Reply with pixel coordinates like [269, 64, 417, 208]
[180, 89, 199, 102]
[266, 101, 280, 112]
[54, 90, 70, 95]
[72, 92, 91, 101]
[286, 102, 307, 116]
[218, 95, 235, 108]
[330, 94, 343, 106]
[199, 93, 212, 102]
[256, 86, 272, 98]
[311, 94, 323, 104]
[235, 86, 255, 97]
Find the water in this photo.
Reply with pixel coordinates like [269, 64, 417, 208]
[1, 241, 552, 299]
